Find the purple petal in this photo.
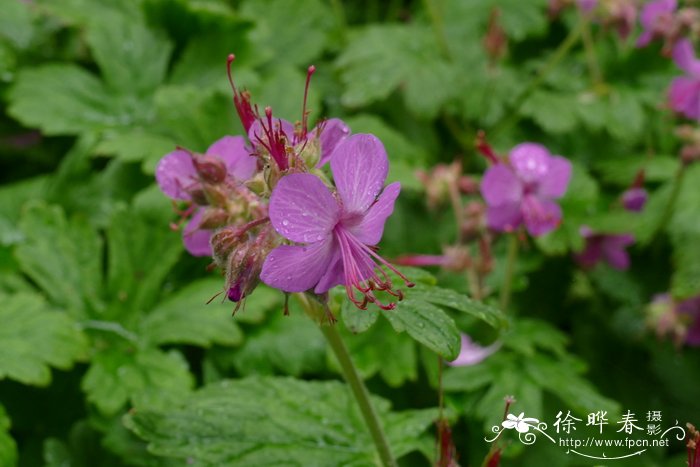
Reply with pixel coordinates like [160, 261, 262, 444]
[622, 188, 648, 212]
[314, 247, 344, 294]
[448, 334, 500, 366]
[182, 210, 212, 256]
[481, 164, 523, 206]
[331, 134, 389, 214]
[636, 30, 653, 48]
[205, 136, 256, 181]
[639, 0, 676, 28]
[576, 0, 597, 12]
[522, 196, 562, 236]
[315, 118, 351, 166]
[348, 182, 401, 245]
[269, 173, 340, 243]
[537, 155, 572, 199]
[668, 77, 700, 120]
[575, 237, 603, 269]
[156, 149, 197, 200]
[509, 143, 552, 184]
[601, 234, 634, 270]
[260, 239, 334, 292]
[486, 202, 523, 232]
[673, 39, 700, 76]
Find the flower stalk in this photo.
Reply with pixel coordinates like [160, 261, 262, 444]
[499, 234, 519, 312]
[297, 294, 398, 467]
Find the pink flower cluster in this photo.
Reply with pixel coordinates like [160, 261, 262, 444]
[155, 57, 410, 310]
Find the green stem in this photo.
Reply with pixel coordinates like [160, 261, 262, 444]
[499, 234, 519, 312]
[651, 166, 686, 242]
[491, 21, 583, 136]
[422, 0, 453, 60]
[297, 294, 397, 467]
[320, 323, 398, 467]
[580, 14, 603, 87]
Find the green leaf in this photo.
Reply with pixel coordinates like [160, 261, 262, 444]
[124, 376, 437, 465]
[106, 207, 182, 320]
[0, 292, 89, 386]
[15, 203, 103, 316]
[0, 0, 33, 49]
[251, 65, 321, 123]
[230, 312, 326, 377]
[141, 278, 243, 347]
[668, 165, 700, 298]
[521, 90, 578, 133]
[593, 155, 679, 186]
[341, 318, 418, 387]
[240, 0, 333, 66]
[337, 24, 459, 118]
[154, 86, 238, 152]
[86, 14, 173, 95]
[384, 298, 461, 360]
[0, 405, 17, 467]
[605, 88, 645, 141]
[8, 65, 118, 135]
[410, 283, 508, 329]
[82, 347, 193, 415]
[341, 299, 379, 334]
[95, 129, 175, 166]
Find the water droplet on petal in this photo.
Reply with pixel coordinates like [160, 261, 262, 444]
[282, 219, 289, 226]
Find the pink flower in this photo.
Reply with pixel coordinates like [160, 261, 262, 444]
[447, 334, 500, 366]
[637, 0, 677, 48]
[668, 39, 700, 120]
[155, 136, 256, 256]
[575, 226, 635, 270]
[260, 134, 412, 309]
[480, 143, 572, 236]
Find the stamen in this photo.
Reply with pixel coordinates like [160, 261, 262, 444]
[301, 65, 316, 140]
[475, 130, 500, 165]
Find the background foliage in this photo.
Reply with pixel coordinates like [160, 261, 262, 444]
[0, 0, 698, 466]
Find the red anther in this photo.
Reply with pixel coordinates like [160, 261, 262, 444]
[475, 130, 500, 165]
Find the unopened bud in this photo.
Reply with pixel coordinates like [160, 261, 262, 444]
[193, 154, 227, 184]
[198, 208, 230, 229]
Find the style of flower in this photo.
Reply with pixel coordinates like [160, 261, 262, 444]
[156, 136, 257, 256]
[637, 0, 677, 48]
[480, 143, 572, 236]
[668, 39, 700, 120]
[260, 133, 412, 310]
[447, 334, 500, 367]
[502, 413, 540, 433]
[574, 226, 635, 270]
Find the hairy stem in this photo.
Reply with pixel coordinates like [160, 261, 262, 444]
[499, 234, 519, 312]
[297, 294, 397, 467]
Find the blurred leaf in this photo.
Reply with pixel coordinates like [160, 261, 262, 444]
[154, 86, 237, 152]
[15, 203, 103, 316]
[95, 130, 175, 166]
[124, 376, 437, 465]
[252, 65, 321, 123]
[106, 207, 182, 320]
[669, 164, 700, 299]
[141, 278, 243, 347]
[0, 292, 88, 386]
[8, 65, 119, 135]
[384, 298, 461, 360]
[337, 24, 459, 118]
[0, 0, 33, 49]
[86, 14, 173, 95]
[231, 312, 325, 377]
[502, 319, 568, 358]
[82, 347, 193, 415]
[240, 0, 333, 67]
[594, 155, 679, 186]
[521, 90, 577, 133]
[0, 404, 17, 467]
[605, 88, 645, 141]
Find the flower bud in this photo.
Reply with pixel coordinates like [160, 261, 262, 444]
[198, 208, 230, 230]
[193, 154, 227, 184]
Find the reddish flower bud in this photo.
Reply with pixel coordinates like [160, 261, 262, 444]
[193, 154, 228, 184]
